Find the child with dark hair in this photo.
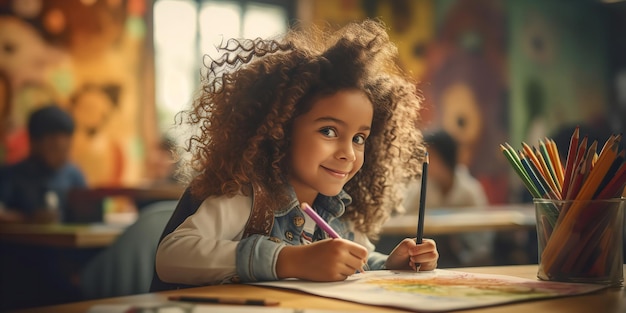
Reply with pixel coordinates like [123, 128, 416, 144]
[405, 129, 488, 210]
[154, 20, 439, 286]
[0, 105, 87, 223]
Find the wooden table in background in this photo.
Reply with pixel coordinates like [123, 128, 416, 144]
[382, 204, 536, 236]
[66, 184, 185, 223]
[0, 223, 124, 248]
[0, 204, 536, 247]
[13, 265, 625, 313]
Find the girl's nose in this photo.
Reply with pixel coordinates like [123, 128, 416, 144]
[336, 141, 356, 162]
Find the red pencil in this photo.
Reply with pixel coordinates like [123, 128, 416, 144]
[561, 126, 579, 199]
[564, 136, 588, 200]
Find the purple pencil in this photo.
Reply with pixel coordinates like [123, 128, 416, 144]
[300, 202, 341, 239]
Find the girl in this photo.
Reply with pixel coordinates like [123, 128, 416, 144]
[155, 19, 438, 286]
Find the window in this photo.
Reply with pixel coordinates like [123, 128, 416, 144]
[153, 0, 291, 133]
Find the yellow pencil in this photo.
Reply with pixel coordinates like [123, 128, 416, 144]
[548, 139, 564, 185]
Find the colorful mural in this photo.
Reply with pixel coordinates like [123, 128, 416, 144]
[509, 0, 610, 148]
[422, 0, 509, 204]
[1, 0, 615, 199]
[307, 0, 614, 204]
[0, 0, 150, 187]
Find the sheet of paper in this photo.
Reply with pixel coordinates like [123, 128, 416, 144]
[252, 269, 607, 312]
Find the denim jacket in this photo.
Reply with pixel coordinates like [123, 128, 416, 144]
[235, 188, 388, 282]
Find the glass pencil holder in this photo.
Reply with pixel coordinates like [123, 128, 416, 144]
[534, 198, 625, 286]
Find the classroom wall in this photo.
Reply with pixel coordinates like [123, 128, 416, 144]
[0, 0, 154, 187]
[1, 0, 620, 201]
[508, 0, 609, 152]
[307, 0, 620, 204]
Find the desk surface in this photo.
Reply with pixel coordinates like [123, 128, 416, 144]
[382, 204, 536, 235]
[0, 223, 124, 248]
[14, 265, 625, 313]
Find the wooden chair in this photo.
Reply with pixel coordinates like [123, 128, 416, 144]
[81, 200, 178, 298]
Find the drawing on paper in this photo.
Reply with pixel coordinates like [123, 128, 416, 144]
[364, 272, 576, 299]
[253, 270, 606, 312]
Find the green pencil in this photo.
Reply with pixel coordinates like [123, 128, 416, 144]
[500, 145, 541, 198]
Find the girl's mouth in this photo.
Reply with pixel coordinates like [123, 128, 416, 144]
[322, 166, 349, 178]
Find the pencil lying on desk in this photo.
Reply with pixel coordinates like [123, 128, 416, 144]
[168, 295, 280, 306]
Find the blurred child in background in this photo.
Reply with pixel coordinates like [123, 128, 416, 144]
[0, 105, 86, 223]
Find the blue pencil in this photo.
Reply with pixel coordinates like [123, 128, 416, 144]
[520, 155, 549, 198]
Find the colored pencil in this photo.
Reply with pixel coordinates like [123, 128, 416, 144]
[547, 139, 565, 185]
[414, 152, 429, 272]
[594, 150, 625, 199]
[541, 139, 620, 274]
[523, 142, 546, 178]
[169, 296, 280, 306]
[525, 150, 561, 200]
[416, 152, 429, 245]
[502, 127, 626, 282]
[520, 152, 551, 199]
[561, 126, 580, 199]
[501, 145, 540, 198]
[564, 136, 589, 200]
[535, 145, 560, 196]
[539, 139, 562, 193]
[300, 202, 341, 239]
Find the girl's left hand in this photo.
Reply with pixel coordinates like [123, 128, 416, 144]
[384, 238, 438, 271]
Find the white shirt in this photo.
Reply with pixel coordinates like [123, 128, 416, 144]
[403, 165, 488, 213]
[155, 194, 250, 285]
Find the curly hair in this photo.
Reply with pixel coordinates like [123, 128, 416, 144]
[181, 19, 425, 238]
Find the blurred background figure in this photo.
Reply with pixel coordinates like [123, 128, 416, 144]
[406, 130, 488, 210]
[142, 135, 179, 187]
[0, 105, 87, 223]
[403, 129, 493, 267]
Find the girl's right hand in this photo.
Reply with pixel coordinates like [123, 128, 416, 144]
[276, 238, 368, 281]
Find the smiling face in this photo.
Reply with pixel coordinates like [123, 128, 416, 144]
[287, 89, 373, 204]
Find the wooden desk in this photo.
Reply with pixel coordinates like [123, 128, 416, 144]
[382, 204, 536, 236]
[0, 223, 124, 248]
[13, 265, 625, 313]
